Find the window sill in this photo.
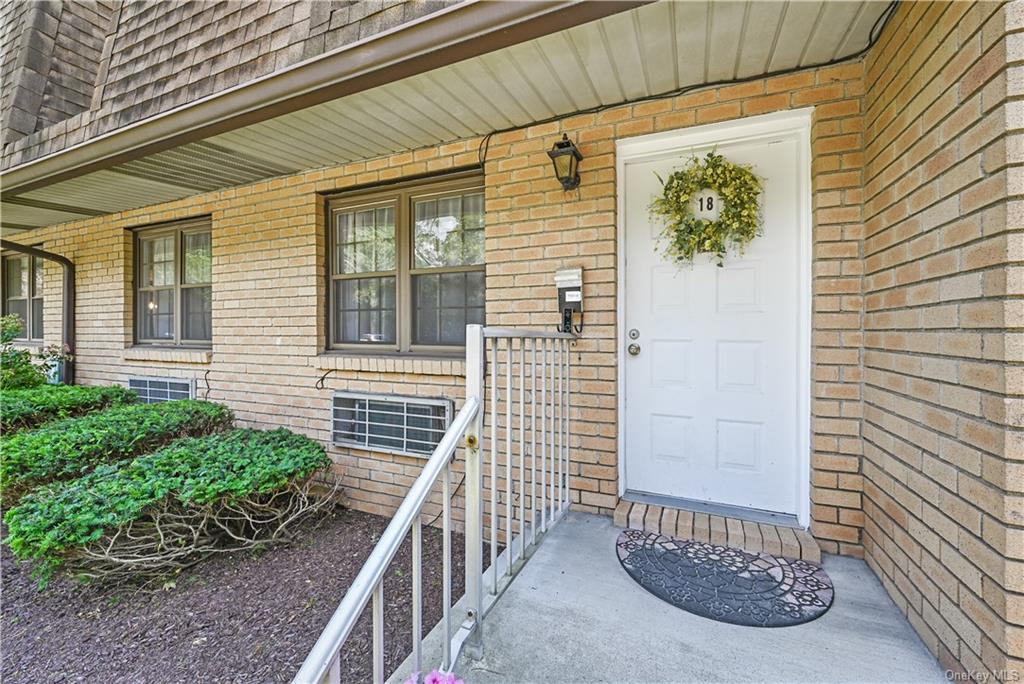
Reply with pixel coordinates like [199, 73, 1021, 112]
[315, 352, 465, 377]
[123, 347, 212, 364]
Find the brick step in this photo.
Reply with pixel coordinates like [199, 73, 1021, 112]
[613, 499, 821, 563]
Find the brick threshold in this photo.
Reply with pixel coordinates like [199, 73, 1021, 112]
[613, 499, 821, 563]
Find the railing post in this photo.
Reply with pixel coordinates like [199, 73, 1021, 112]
[463, 324, 485, 659]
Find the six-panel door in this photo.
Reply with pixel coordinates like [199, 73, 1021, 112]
[622, 134, 803, 516]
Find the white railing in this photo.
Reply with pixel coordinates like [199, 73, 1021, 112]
[293, 324, 574, 684]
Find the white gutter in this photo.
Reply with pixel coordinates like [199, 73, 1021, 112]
[1, 0, 646, 196]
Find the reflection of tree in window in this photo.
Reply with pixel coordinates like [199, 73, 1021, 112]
[333, 204, 397, 344]
[2, 254, 44, 341]
[135, 222, 212, 345]
[328, 180, 485, 349]
[413, 191, 485, 345]
[414, 192, 484, 268]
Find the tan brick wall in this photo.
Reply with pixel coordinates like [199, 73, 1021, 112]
[19, 61, 868, 553]
[861, 1, 1023, 678]
[12, 5, 1023, 678]
[484, 64, 868, 555]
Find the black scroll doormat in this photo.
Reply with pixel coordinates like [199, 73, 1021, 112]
[615, 528, 834, 627]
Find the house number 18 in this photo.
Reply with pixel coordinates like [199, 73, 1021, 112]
[691, 188, 722, 222]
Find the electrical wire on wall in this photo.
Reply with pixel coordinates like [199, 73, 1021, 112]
[460, 1, 900, 521]
[317, 2, 901, 523]
[477, 1, 899, 168]
[315, 368, 335, 390]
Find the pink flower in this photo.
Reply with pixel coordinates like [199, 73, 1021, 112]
[415, 669, 463, 684]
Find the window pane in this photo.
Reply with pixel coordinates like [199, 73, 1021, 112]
[335, 205, 395, 274]
[31, 298, 43, 340]
[183, 231, 211, 284]
[140, 289, 174, 340]
[414, 191, 484, 268]
[182, 286, 212, 341]
[333, 277, 396, 343]
[413, 270, 484, 345]
[414, 274, 439, 344]
[141, 235, 175, 287]
[32, 256, 44, 297]
[6, 299, 27, 336]
[4, 255, 27, 297]
[462, 192, 485, 264]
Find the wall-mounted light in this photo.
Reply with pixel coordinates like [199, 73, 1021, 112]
[547, 134, 583, 191]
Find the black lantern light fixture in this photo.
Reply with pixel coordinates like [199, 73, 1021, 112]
[547, 134, 583, 191]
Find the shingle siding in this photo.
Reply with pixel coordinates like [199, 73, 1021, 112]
[0, 0, 115, 146]
[1, 0, 459, 170]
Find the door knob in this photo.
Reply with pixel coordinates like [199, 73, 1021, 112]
[627, 343, 641, 356]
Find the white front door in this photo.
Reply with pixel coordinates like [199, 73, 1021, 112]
[619, 112, 811, 519]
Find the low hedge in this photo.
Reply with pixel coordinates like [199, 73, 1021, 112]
[0, 399, 233, 500]
[4, 428, 332, 585]
[1, 384, 137, 433]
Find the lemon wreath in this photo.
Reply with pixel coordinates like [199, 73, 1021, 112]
[650, 151, 763, 266]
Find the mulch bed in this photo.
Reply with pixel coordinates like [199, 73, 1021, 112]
[1, 507, 466, 683]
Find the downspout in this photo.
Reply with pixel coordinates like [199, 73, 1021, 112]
[0, 239, 75, 384]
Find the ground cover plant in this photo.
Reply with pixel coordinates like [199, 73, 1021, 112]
[5, 428, 333, 586]
[1, 384, 137, 433]
[0, 399, 232, 500]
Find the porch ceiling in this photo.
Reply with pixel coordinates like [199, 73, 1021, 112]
[0, 0, 891, 234]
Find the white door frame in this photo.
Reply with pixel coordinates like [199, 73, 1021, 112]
[615, 108, 814, 528]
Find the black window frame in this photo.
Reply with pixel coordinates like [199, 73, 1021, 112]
[132, 218, 213, 347]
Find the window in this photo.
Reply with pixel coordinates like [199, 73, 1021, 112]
[134, 219, 212, 345]
[128, 376, 196, 403]
[328, 175, 484, 351]
[2, 254, 44, 341]
[332, 391, 452, 457]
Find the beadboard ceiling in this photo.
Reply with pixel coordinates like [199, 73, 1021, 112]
[2, 0, 891, 234]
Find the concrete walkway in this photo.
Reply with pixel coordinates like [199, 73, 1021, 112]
[454, 511, 944, 684]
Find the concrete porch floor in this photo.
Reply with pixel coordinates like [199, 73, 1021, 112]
[454, 512, 944, 683]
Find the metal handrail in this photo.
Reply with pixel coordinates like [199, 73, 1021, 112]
[295, 324, 574, 684]
[482, 326, 575, 339]
[293, 396, 481, 684]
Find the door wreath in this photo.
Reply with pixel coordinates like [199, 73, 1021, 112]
[650, 151, 763, 266]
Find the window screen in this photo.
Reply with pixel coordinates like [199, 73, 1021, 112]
[332, 392, 452, 457]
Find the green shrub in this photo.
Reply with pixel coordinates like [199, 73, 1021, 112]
[0, 315, 74, 390]
[1, 384, 137, 433]
[0, 315, 45, 390]
[4, 428, 331, 584]
[0, 399, 233, 499]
